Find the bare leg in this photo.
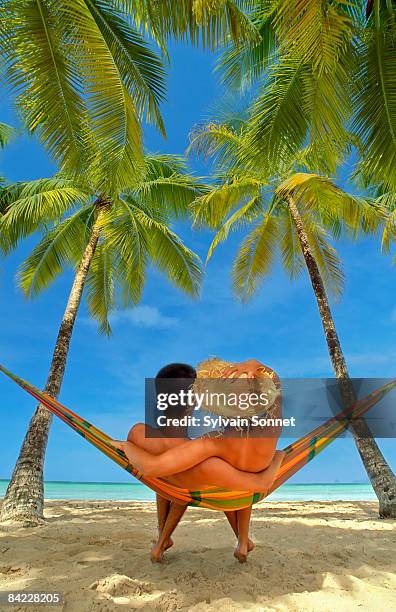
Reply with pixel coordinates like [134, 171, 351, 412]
[156, 494, 175, 550]
[151, 502, 188, 562]
[224, 511, 255, 553]
[234, 506, 253, 563]
[128, 425, 186, 554]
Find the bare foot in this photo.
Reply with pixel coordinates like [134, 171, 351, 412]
[247, 538, 255, 553]
[150, 542, 165, 563]
[164, 537, 174, 551]
[234, 541, 249, 563]
[151, 536, 173, 550]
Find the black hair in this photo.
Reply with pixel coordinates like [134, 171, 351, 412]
[155, 362, 196, 417]
[155, 362, 196, 381]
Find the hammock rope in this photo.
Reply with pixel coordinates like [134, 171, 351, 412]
[1, 364, 395, 511]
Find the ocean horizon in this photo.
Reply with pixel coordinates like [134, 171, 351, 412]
[0, 480, 376, 502]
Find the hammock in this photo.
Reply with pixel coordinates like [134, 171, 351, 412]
[1, 364, 395, 511]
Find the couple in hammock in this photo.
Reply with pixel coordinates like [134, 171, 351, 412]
[110, 357, 285, 563]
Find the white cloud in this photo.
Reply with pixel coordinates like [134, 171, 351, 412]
[110, 305, 178, 329]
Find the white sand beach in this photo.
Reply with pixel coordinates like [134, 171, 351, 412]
[0, 500, 395, 611]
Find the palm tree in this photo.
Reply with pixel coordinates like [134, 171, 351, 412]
[0, 154, 203, 524]
[0, 0, 258, 527]
[218, 0, 396, 189]
[189, 119, 396, 518]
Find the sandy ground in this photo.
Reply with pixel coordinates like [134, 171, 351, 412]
[0, 500, 395, 611]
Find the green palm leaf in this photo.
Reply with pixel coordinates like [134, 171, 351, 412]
[80, 0, 166, 133]
[133, 154, 203, 218]
[0, 122, 15, 148]
[102, 196, 149, 305]
[85, 241, 115, 334]
[129, 0, 260, 50]
[280, 207, 305, 280]
[217, 1, 278, 89]
[0, 177, 89, 249]
[1, 0, 87, 173]
[353, 7, 396, 190]
[232, 213, 280, 301]
[188, 122, 246, 173]
[193, 176, 263, 229]
[206, 193, 264, 262]
[248, 55, 311, 170]
[127, 198, 203, 297]
[18, 206, 94, 296]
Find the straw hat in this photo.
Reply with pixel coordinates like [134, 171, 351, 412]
[193, 357, 279, 419]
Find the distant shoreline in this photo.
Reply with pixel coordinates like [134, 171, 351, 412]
[0, 480, 376, 502]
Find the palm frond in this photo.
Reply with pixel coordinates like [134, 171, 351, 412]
[232, 212, 280, 301]
[276, 172, 384, 238]
[206, 194, 264, 262]
[102, 195, 149, 304]
[300, 212, 345, 299]
[1, 0, 87, 173]
[85, 241, 115, 335]
[0, 122, 16, 148]
[17, 205, 94, 296]
[188, 122, 246, 173]
[377, 190, 396, 252]
[125, 197, 203, 297]
[133, 154, 204, 218]
[0, 177, 89, 249]
[193, 176, 263, 229]
[79, 0, 166, 133]
[248, 54, 311, 171]
[217, 1, 278, 89]
[353, 8, 396, 190]
[273, 0, 354, 68]
[280, 207, 305, 280]
[128, 0, 260, 50]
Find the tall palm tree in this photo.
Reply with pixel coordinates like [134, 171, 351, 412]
[0, 0, 257, 526]
[218, 0, 396, 189]
[189, 118, 396, 518]
[0, 154, 203, 524]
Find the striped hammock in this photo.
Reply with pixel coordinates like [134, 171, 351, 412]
[1, 364, 394, 511]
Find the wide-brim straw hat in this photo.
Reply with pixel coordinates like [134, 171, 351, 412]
[193, 357, 279, 419]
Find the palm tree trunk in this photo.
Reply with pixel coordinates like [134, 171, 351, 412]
[0, 207, 104, 525]
[287, 195, 396, 518]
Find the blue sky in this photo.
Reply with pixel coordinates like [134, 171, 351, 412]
[1, 42, 395, 485]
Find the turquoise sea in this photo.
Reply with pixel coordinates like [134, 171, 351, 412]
[0, 480, 376, 502]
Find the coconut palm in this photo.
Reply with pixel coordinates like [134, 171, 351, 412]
[218, 0, 396, 189]
[189, 118, 396, 518]
[0, 153, 203, 524]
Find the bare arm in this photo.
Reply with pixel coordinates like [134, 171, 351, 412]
[111, 437, 218, 478]
[197, 451, 285, 492]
